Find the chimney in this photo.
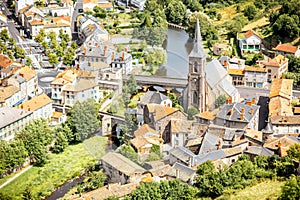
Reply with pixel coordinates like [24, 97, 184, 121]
[122, 52, 125, 62]
[228, 96, 232, 104]
[175, 168, 179, 179]
[224, 60, 227, 67]
[217, 139, 222, 150]
[112, 52, 115, 61]
[230, 108, 234, 116]
[240, 108, 245, 121]
[251, 98, 255, 105]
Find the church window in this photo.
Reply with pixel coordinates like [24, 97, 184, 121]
[193, 62, 198, 73]
[193, 91, 198, 105]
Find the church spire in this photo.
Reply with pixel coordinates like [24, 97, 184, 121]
[194, 18, 202, 48]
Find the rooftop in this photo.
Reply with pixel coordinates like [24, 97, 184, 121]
[63, 79, 98, 92]
[167, 162, 196, 182]
[269, 98, 293, 117]
[139, 91, 169, 105]
[270, 116, 300, 125]
[274, 44, 299, 54]
[0, 85, 20, 103]
[0, 107, 32, 129]
[146, 104, 179, 121]
[228, 69, 244, 76]
[197, 111, 216, 121]
[244, 66, 267, 73]
[18, 94, 53, 112]
[16, 66, 37, 81]
[0, 54, 13, 68]
[263, 54, 288, 67]
[269, 79, 293, 99]
[243, 29, 261, 39]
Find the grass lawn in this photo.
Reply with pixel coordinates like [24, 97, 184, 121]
[217, 180, 285, 200]
[0, 136, 107, 199]
[0, 171, 17, 186]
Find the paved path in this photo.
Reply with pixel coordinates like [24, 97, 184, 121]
[0, 165, 33, 189]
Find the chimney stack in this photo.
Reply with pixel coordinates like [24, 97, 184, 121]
[122, 52, 125, 62]
[217, 139, 222, 150]
[230, 108, 234, 116]
[175, 168, 179, 179]
[228, 96, 232, 104]
[104, 46, 107, 56]
[251, 98, 255, 105]
[112, 52, 115, 61]
[240, 108, 245, 120]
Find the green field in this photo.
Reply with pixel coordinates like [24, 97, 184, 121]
[217, 180, 285, 200]
[0, 136, 107, 199]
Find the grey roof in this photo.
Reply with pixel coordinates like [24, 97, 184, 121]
[244, 146, 274, 156]
[167, 162, 196, 182]
[10, 74, 26, 84]
[139, 91, 169, 105]
[194, 149, 226, 165]
[216, 102, 260, 123]
[262, 121, 274, 134]
[198, 131, 220, 155]
[189, 18, 206, 58]
[101, 152, 145, 176]
[0, 107, 32, 129]
[205, 59, 228, 88]
[169, 146, 196, 165]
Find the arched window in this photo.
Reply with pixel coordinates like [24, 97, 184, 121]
[193, 61, 198, 73]
[193, 91, 198, 105]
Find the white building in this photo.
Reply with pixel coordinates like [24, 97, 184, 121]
[238, 30, 262, 53]
[14, 0, 34, 15]
[244, 66, 268, 88]
[0, 85, 22, 107]
[18, 93, 53, 120]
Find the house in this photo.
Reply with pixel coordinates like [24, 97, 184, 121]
[0, 107, 33, 141]
[244, 129, 263, 146]
[0, 85, 22, 107]
[204, 59, 240, 110]
[111, 51, 133, 74]
[274, 43, 300, 57]
[263, 136, 300, 156]
[167, 162, 196, 185]
[18, 94, 53, 120]
[270, 116, 300, 134]
[41, 1, 73, 17]
[0, 14, 8, 32]
[43, 16, 72, 38]
[8, 66, 38, 100]
[82, 0, 99, 11]
[0, 54, 14, 79]
[238, 30, 262, 53]
[169, 146, 196, 167]
[196, 111, 216, 125]
[268, 79, 293, 117]
[101, 152, 145, 184]
[198, 131, 221, 155]
[51, 111, 66, 125]
[213, 43, 232, 56]
[163, 119, 193, 148]
[244, 66, 268, 88]
[214, 102, 260, 130]
[130, 124, 162, 155]
[98, 1, 114, 11]
[228, 69, 244, 87]
[219, 56, 245, 70]
[19, 5, 44, 37]
[262, 54, 288, 81]
[244, 146, 274, 160]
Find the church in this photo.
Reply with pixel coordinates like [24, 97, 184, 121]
[183, 19, 240, 112]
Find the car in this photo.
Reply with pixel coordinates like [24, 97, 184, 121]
[78, 8, 83, 13]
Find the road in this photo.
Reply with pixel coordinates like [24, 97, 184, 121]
[2, 2, 22, 42]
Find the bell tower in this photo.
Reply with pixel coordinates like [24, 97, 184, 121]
[187, 19, 207, 113]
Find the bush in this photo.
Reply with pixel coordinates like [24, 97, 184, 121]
[187, 106, 199, 120]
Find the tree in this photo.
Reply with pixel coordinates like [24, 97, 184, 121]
[165, 0, 186, 25]
[65, 99, 100, 142]
[81, 171, 106, 192]
[122, 85, 131, 108]
[47, 31, 56, 41]
[215, 95, 227, 108]
[272, 14, 300, 38]
[117, 144, 138, 162]
[16, 119, 54, 166]
[286, 54, 300, 73]
[62, 47, 75, 65]
[0, 29, 9, 41]
[126, 74, 137, 95]
[22, 186, 35, 200]
[48, 52, 59, 65]
[128, 180, 197, 199]
[122, 113, 136, 137]
[71, 41, 78, 49]
[243, 4, 257, 20]
[25, 57, 32, 66]
[53, 131, 68, 153]
[41, 41, 48, 50]
[14, 46, 26, 59]
[279, 175, 300, 200]
[187, 106, 199, 120]
[287, 144, 300, 160]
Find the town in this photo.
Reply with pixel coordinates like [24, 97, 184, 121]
[0, 0, 300, 199]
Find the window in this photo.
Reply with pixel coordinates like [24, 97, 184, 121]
[82, 93, 85, 98]
[193, 61, 198, 73]
[176, 133, 179, 137]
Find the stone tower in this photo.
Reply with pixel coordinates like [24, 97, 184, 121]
[187, 19, 207, 113]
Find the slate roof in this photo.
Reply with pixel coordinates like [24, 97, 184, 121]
[139, 91, 169, 105]
[194, 149, 226, 165]
[198, 131, 220, 155]
[167, 162, 196, 183]
[169, 146, 195, 166]
[101, 152, 145, 176]
[216, 102, 259, 123]
[205, 59, 228, 88]
[244, 146, 274, 156]
[0, 107, 32, 129]
[189, 19, 206, 58]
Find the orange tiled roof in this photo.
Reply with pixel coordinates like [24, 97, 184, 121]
[197, 111, 216, 121]
[269, 98, 293, 117]
[19, 5, 31, 14]
[274, 44, 298, 54]
[228, 69, 244, 76]
[52, 111, 63, 119]
[18, 93, 52, 112]
[269, 79, 293, 99]
[83, 0, 97, 4]
[244, 29, 261, 39]
[147, 104, 178, 121]
[98, 2, 113, 9]
[294, 107, 300, 114]
[244, 66, 267, 72]
[0, 85, 20, 103]
[0, 54, 13, 68]
[245, 129, 263, 142]
[270, 115, 300, 125]
[52, 69, 79, 85]
[16, 66, 37, 81]
[134, 124, 158, 137]
[29, 19, 43, 26]
[263, 54, 288, 67]
[264, 136, 299, 154]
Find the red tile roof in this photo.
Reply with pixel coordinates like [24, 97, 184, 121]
[274, 44, 298, 54]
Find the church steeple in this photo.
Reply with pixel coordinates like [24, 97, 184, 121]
[189, 19, 206, 58]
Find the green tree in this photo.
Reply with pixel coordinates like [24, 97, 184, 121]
[286, 54, 300, 73]
[215, 95, 227, 108]
[187, 106, 199, 120]
[165, 0, 186, 25]
[117, 144, 138, 162]
[62, 47, 75, 65]
[126, 74, 137, 95]
[0, 29, 9, 41]
[287, 144, 300, 160]
[66, 99, 100, 142]
[71, 41, 78, 49]
[25, 57, 32, 66]
[243, 4, 258, 20]
[53, 131, 68, 153]
[279, 175, 300, 200]
[14, 46, 26, 59]
[122, 85, 131, 108]
[122, 113, 137, 137]
[47, 31, 56, 41]
[41, 41, 48, 50]
[272, 14, 300, 38]
[48, 52, 59, 65]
